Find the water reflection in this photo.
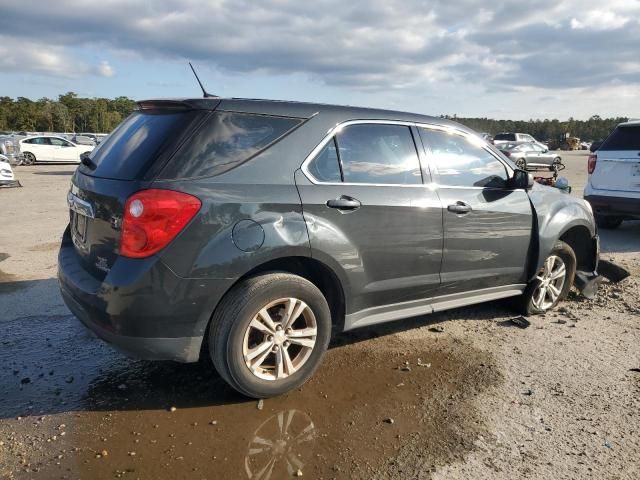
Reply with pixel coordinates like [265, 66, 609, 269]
[245, 409, 317, 480]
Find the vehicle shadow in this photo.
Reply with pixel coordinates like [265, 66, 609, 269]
[0, 275, 515, 420]
[599, 220, 640, 254]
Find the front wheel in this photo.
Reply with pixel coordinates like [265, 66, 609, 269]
[515, 241, 576, 315]
[209, 273, 331, 398]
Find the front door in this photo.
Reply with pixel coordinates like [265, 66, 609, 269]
[296, 122, 443, 317]
[418, 126, 533, 295]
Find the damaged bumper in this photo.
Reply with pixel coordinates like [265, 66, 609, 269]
[574, 234, 600, 299]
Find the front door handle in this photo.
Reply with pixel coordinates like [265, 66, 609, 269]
[326, 196, 361, 211]
[447, 201, 472, 214]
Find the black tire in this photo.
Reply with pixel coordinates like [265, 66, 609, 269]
[209, 273, 331, 398]
[595, 215, 622, 230]
[515, 158, 527, 169]
[22, 152, 35, 165]
[514, 240, 576, 315]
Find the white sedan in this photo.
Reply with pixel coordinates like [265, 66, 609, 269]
[19, 135, 94, 164]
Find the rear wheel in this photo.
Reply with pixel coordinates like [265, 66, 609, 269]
[515, 241, 576, 315]
[209, 273, 331, 398]
[22, 152, 35, 165]
[595, 215, 622, 230]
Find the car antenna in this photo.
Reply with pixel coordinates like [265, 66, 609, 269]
[189, 62, 218, 98]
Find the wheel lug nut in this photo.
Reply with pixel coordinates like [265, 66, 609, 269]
[272, 345, 279, 352]
[285, 328, 292, 334]
[276, 324, 283, 331]
[283, 341, 290, 347]
[267, 335, 273, 342]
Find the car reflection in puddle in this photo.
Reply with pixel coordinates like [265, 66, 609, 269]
[245, 409, 317, 480]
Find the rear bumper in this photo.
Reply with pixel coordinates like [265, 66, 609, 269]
[58, 226, 233, 362]
[584, 194, 640, 219]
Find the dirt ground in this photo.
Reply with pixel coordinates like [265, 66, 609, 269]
[1, 152, 639, 480]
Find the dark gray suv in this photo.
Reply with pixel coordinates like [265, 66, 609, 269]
[58, 98, 599, 398]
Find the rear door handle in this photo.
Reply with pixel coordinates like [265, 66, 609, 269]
[326, 196, 361, 211]
[447, 202, 472, 214]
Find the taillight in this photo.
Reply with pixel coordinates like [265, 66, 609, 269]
[120, 189, 201, 258]
[587, 153, 597, 174]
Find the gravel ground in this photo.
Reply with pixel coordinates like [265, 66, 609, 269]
[1, 158, 638, 480]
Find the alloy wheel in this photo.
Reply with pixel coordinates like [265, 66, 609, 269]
[532, 255, 567, 310]
[242, 298, 317, 381]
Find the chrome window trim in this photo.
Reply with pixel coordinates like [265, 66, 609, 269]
[301, 119, 514, 188]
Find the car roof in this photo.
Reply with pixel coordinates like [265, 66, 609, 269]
[618, 119, 640, 127]
[137, 97, 469, 132]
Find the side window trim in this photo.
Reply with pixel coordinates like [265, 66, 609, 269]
[302, 120, 425, 186]
[417, 124, 513, 190]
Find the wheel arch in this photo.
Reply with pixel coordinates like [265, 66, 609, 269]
[200, 255, 347, 361]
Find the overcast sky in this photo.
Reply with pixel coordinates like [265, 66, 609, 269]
[0, 0, 638, 120]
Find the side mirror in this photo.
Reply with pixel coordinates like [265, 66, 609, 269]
[80, 152, 90, 162]
[543, 148, 549, 153]
[510, 168, 534, 190]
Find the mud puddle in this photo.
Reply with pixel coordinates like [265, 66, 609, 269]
[1, 314, 500, 479]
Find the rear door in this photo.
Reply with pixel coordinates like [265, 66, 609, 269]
[24, 137, 54, 161]
[297, 122, 443, 315]
[418, 126, 533, 294]
[592, 124, 640, 193]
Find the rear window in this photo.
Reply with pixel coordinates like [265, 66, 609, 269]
[80, 110, 204, 180]
[600, 125, 640, 151]
[161, 112, 303, 178]
[494, 133, 516, 141]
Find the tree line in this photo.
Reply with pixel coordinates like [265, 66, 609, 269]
[449, 115, 627, 142]
[0, 92, 627, 141]
[0, 92, 137, 134]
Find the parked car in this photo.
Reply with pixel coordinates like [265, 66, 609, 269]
[19, 135, 94, 164]
[58, 97, 600, 398]
[584, 120, 640, 229]
[498, 142, 562, 170]
[71, 135, 97, 147]
[0, 136, 23, 165]
[493, 132, 548, 150]
[0, 154, 19, 187]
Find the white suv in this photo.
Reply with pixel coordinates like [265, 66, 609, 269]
[584, 120, 640, 229]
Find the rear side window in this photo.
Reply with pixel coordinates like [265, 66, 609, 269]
[336, 124, 422, 184]
[163, 112, 303, 178]
[494, 133, 516, 141]
[600, 126, 640, 150]
[420, 128, 508, 188]
[82, 110, 204, 180]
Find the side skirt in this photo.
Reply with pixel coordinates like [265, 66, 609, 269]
[344, 284, 526, 331]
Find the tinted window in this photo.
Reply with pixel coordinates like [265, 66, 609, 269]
[494, 133, 516, 141]
[165, 112, 303, 178]
[335, 124, 422, 184]
[307, 138, 341, 182]
[50, 137, 71, 147]
[600, 125, 640, 150]
[81, 110, 204, 180]
[26, 137, 50, 145]
[419, 128, 508, 188]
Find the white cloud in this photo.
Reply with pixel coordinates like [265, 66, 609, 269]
[0, 36, 116, 78]
[571, 9, 630, 30]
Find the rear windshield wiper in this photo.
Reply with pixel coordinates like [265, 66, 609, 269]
[80, 152, 97, 170]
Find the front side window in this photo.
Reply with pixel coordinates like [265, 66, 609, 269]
[50, 137, 71, 147]
[335, 124, 422, 184]
[419, 128, 508, 188]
